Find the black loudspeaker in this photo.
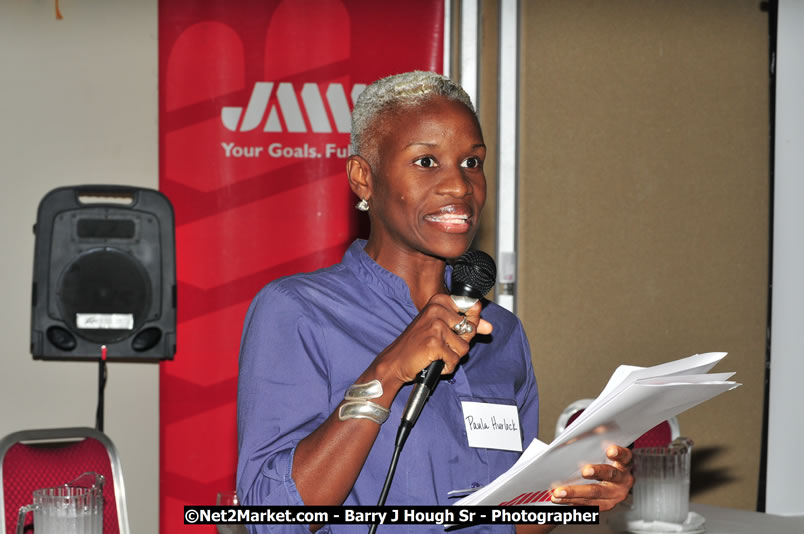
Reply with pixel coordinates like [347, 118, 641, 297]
[31, 185, 176, 362]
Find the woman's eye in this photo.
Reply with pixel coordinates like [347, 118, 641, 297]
[413, 156, 437, 168]
[461, 157, 481, 169]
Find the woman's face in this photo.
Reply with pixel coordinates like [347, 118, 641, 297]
[366, 95, 487, 261]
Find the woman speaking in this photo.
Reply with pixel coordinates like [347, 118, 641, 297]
[237, 71, 633, 533]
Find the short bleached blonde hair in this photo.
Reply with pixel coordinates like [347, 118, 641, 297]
[350, 71, 476, 168]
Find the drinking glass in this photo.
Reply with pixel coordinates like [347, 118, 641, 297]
[631, 437, 693, 524]
[216, 491, 239, 506]
[216, 491, 248, 534]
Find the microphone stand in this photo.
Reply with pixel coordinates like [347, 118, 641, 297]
[368, 360, 445, 534]
[368, 250, 495, 533]
[369, 298, 473, 533]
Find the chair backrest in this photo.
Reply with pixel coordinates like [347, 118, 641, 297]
[0, 427, 129, 534]
[554, 398, 595, 439]
[632, 419, 680, 449]
[554, 398, 681, 447]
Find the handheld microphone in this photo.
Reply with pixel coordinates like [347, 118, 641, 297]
[397, 250, 497, 448]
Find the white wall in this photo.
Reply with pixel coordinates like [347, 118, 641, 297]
[0, 2, 159, 532]
[767, 0, 804, 516]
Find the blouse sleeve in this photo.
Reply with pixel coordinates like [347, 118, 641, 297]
[236, 283, 333, 533]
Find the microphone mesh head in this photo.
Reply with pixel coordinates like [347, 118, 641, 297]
[452, 250, 497, 297]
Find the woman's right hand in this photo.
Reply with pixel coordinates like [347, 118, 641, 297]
[374, 293, 493, 386]
[291, 293, 491, 513]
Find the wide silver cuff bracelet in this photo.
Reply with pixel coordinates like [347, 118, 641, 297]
[338, 400, 390, 424]
[344, 379, 384, 401]
[339, 379, 389, 424]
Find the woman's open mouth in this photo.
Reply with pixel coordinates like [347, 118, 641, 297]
[424, 206, 473, 233]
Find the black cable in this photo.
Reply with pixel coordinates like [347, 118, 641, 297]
[95, 359, 107, 431]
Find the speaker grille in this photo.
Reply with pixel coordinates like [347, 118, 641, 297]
[57, 248, 151, 344]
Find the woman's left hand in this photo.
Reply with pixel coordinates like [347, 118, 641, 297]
[550, 445, 634, 511]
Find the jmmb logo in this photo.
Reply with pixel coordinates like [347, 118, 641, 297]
[222, 82, 366, 133]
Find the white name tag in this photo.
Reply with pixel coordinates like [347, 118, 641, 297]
[461, 401, 523, 452]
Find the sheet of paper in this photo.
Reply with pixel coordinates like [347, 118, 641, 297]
[454, 352, 739, 507]
[572, 352, 727, 433]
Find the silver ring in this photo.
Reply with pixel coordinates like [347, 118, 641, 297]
[453, 317, 473, 335]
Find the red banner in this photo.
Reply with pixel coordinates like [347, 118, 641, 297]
[158, 0, 444, 531]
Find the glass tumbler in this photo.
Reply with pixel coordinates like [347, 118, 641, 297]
[216, 491, 248, 534]
[631, 437, 693, 524]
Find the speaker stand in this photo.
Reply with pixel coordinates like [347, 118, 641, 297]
[95, 345, 108, 432]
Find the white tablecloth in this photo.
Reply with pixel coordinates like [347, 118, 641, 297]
[556, 503, 804, 534]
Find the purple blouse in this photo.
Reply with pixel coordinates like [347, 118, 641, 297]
[237, 240, 539, 533]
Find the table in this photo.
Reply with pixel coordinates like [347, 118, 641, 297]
[556, 503, 804, 533]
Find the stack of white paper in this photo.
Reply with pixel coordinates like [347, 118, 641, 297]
[455, 352, 740, 507]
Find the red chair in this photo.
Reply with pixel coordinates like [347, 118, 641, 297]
[554, 398, 680, 448]
[0, 427, 130, 534]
